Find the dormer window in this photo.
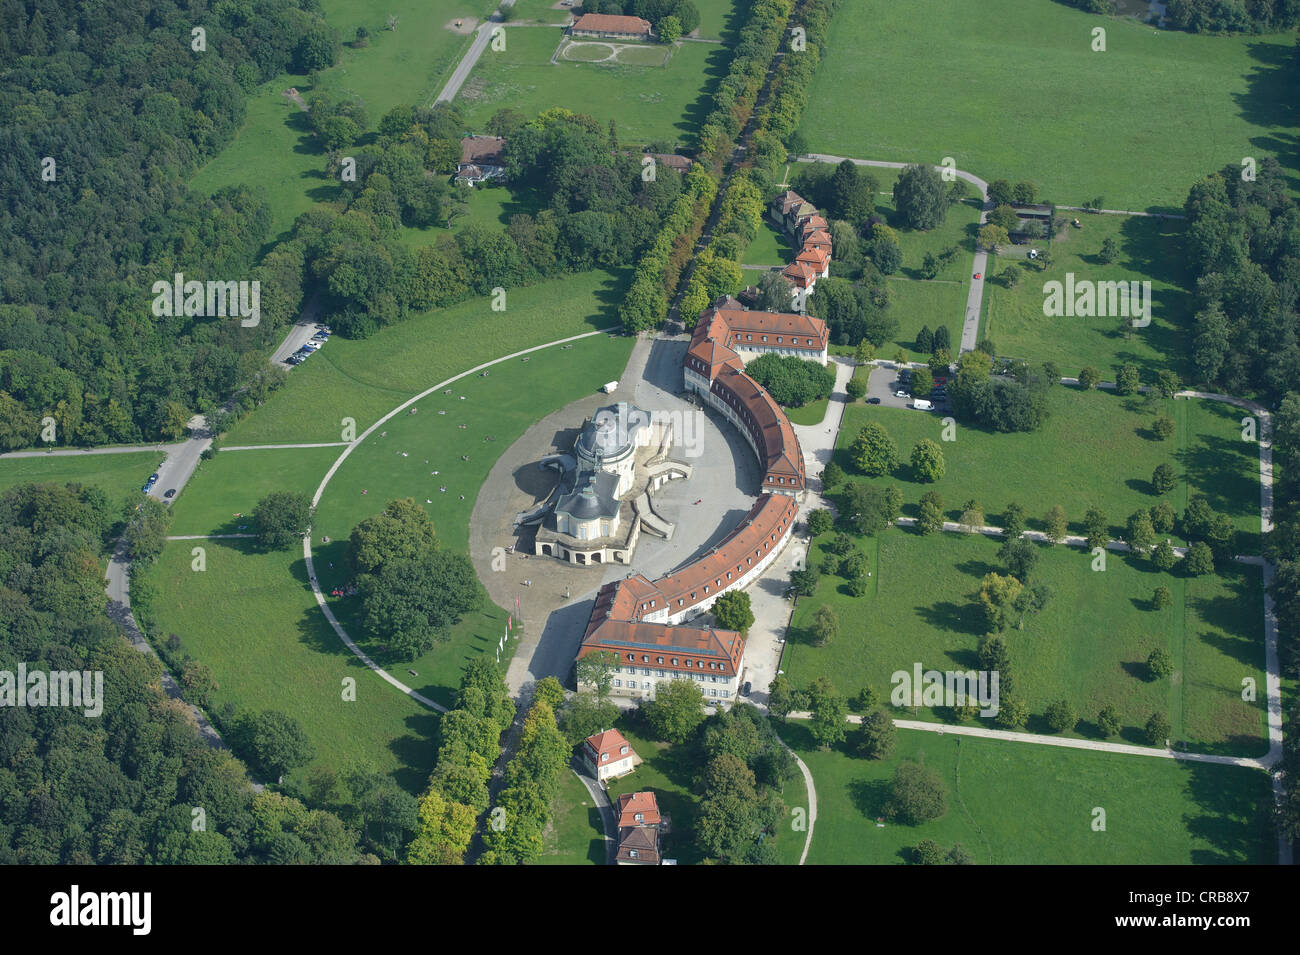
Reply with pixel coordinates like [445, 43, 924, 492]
[620, 746, 628, 755]
[601, 753, 609, 762]
[634, 812, 644, 822]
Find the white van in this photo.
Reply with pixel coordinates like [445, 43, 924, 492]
[602, 381, 618, 394]
[912, 399, 933, 411]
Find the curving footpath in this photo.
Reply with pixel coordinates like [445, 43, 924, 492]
[301, 327, 621, 715]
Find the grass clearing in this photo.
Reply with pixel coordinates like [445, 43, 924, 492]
[782, 529, 1269, 754]
[305, 332, 635, 704]
[137, 538, 438, 793]
[167, 446, 343, 538]
[0, 451, 165, 504]
[834, 385, 1236, 540]
[797, 0, 1297, 210]
[982, 214, 1194, 379]
[457, 27, 730, 147]
[191, 0, 493, 240]
[539, 769, 606, 865]
[223, 269, 630, 445]
[778, 721, 1273, 864]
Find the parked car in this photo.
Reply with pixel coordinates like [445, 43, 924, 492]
[867, 397, 881, 405]
[742, 681, 752, 696]
[894, 390, 908, 398]
[163, 488, 176, 499]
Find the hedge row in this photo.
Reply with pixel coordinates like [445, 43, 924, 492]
[619, 0, 798, 333]
[619, 166, 718, 333]
[677, 0, 842, 327]
[479, 698, 572, 864]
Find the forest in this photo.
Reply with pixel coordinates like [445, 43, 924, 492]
[0, 0, 341, 448]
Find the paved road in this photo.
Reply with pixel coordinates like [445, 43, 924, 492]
[571, 762, 616, 865]
[435, 4, 513, 104]
[803, 154, 991, 353]
[146, 415, 213, 501]
[269, 300, 324, 365]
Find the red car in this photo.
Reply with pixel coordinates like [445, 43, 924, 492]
[974, 272, 982, 280]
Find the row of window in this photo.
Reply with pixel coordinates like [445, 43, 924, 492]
[622, 656, 726, 671]
[621, 669, 728, 682]
[614, 678, 731, 698]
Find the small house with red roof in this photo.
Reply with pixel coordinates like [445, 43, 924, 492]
[583, 728, 641, 782]
[615, 791, 664, 865]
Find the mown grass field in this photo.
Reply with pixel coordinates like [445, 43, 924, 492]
[882, 278, 966, 363]
[982, 214, 1194, 380]
[0, 451, 165, 504]
[166, 446, 342, 538]
[797, 0, 1297, 210]
[223, 269, 630, 445]
[306, 331, 635, 704]
[538, 769, 606, 865]
[137, 538, 439, 794]
[782, 528, 1268, 754]
[456, 26, 730, 148]
[778, 722, 1273, 864]
[834, 385, 1259, 547]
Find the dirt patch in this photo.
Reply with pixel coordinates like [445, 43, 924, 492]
[445, 17, 478, 34]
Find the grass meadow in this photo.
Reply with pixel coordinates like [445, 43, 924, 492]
[782, 528, 1269, 754]
[981, 214, 1194, 379]
[0, 451, 165, 504]
[222, 269, 631, 445]
[778, 721, 1274, 864]
[137, 537, 440, 793]
[833, 385, 1260, 548]
[797, 0, 1298, 210]
[456, 26, 731, 148]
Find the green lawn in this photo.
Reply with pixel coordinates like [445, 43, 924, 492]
[456, 26, 731, 148]
[982, 214, 1194, 380]
[778, 721, 1274, 864]
[167, 446, 342, 538]
[0, 451, 164, 504]
[135, 538, 439, 794]
[783, 529, 1269, 754]
[223, 269, 630, 445]
[797, 0, 1297, 210]
[882, 278, 966, 362]
[742, 219, 793, 266]
[538, 769, 606, 865]
[304, 331, 635, 704]
[833, 385, 1258, 545]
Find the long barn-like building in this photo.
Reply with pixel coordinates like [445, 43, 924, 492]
[576, 304, 829, 703]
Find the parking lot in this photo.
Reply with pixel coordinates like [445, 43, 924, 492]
[864, 363, 951, 413]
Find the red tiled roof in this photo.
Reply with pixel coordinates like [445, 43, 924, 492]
[804, 229, 833, 251]
[616, 824, 661, 863]
[771, 190, 805, 216]
[796, 246, 829, 271]
[782, 261, 817, 287]
[583, 728, 636, 764]
[573, 13, 652, 33]
[616, 791, 662, 828]
[580, 614, 745, 677]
